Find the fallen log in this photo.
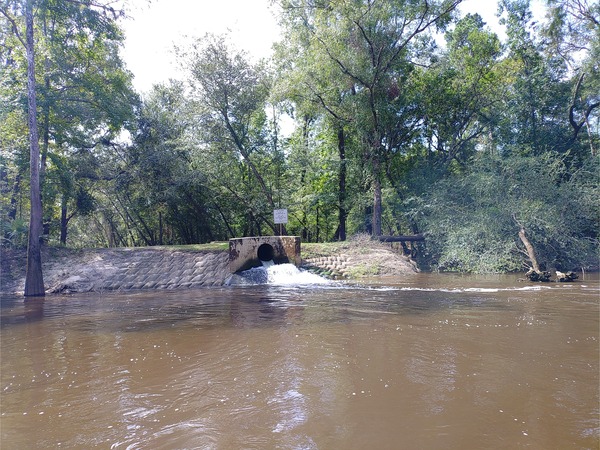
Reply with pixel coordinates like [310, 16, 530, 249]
[525, 268, 552, 282]
[556, 271, 578, 282]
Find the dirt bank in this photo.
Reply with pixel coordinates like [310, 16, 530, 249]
[1, 238, 417, 295]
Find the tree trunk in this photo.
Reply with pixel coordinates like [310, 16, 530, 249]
[60, 206, 67, 245]
[24, 0, 45, 296]
[159, 211, 163, 245]
[7, 170, 22, 221]
[372, 175, 382, 237]
[336, 126, 347, 241]
[315, 206, 320, 242]
[39, 7, 50, 185]
[60, 195, 69, 245]
[371, 135, 383, 237]
[103, 215, 116, 247]
[518, 227, 540, 273]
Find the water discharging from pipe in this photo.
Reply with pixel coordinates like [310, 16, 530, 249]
[232, 262, 331, 286]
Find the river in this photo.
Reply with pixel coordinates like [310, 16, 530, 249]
[1, 270, 598, 449]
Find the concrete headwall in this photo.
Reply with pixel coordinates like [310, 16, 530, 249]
[229, 236, 301, 273]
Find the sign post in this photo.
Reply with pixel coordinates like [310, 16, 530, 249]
[273, 209, 288, 236]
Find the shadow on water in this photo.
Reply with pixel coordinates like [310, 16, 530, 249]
[0, 297, 45, 327]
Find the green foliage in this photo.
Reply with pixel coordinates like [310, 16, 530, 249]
[277, 0, 463, 236]
[1, 0, 137, 248]
[416, 154, 599, 272]
[75, 188, 95, 216]
[1, 217, 28, 248]
[496, 0, 579, 156]
[418, 14, 503, 168]
[183, 34, 285, 236]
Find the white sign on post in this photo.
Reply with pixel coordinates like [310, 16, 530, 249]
[273, 209, 288, 224]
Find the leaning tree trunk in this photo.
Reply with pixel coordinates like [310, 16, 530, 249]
[518, 226, 540, 273]
[24, 0, 45, 297]
[518, 226, 551, 282]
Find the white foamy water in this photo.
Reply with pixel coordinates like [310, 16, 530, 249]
[395, 285, 555, 293]
[233, 263, 331, 286]
[266, 263, 331, 286]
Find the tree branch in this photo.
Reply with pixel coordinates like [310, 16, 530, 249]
[0, 6, 25, 47]
[569, 72, 600, 142]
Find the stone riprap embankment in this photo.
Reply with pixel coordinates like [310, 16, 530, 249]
[302, 250, 418, 279]
[1, 248, 230, 295]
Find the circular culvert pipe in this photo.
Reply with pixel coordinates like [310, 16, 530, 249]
[257, 243, 275, 262]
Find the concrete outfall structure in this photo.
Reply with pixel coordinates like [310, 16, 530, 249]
[228, 236, 301, 274]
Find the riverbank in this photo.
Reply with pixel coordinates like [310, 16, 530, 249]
[0, 238, 418, 295]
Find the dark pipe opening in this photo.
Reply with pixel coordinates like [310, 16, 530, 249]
[257, 243, 275, 262]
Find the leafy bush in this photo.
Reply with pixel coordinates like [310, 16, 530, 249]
[1, 218, 28, 248]
[414, 154, 599, 273]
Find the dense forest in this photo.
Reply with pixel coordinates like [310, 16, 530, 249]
[1, 0, 598, 294]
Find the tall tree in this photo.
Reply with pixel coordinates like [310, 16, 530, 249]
[24, 0, 43, 295]
[496, 0, 581, 156]
[35, 0, 136, 244]
[273, 24, 352, 240]
[184, 34, 283, 235]
[420, 14, 503, 169]
[543, 0, 599, 153]
[2, 0, 44, 295]
[278, 0, 461, 236]
[1, 0, 133, 293]
[543, 0, 599, 65]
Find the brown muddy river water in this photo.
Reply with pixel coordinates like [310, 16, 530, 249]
[1, 270, 598, 449]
